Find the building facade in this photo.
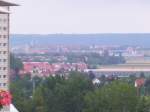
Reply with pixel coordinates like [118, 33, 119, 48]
[0, 1, 18, 112]
[0, 6, 9, 91]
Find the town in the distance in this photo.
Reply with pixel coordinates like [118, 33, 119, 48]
[11, 34, 150, 79]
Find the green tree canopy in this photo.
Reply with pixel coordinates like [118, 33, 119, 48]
[10, 53, 23, 70]
[84, 81, 138, 112]
[33, 72, 94, 112]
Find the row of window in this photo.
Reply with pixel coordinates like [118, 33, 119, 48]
[0, 51, 7, 54]
[0, 18, 8, 88]
[0, 67, 7, 70]
[0, 27, 7, 31]
[0, 75, 7, 78]
[0, 43, 7, 46]
[0, 83, 7, 87]
[0, 35, 7, 38]
[0, 18, 7, 23]
[0, 59, 7, 62]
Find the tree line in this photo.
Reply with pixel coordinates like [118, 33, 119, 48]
[10, 72, 150, 112]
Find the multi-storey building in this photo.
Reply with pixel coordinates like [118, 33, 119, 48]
[0, 0, 18, 112]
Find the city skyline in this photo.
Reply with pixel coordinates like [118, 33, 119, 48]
[10, 0, 150, 34]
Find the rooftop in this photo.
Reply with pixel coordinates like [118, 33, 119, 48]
[0, 0, 18, 6]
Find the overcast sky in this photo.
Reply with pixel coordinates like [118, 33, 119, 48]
[10, 0, 150, 34]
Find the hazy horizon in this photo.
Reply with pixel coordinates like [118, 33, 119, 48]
[10, 34, 150, 48]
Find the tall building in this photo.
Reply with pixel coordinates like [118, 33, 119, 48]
[0, 0, 18, 112]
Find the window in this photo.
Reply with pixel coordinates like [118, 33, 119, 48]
[3, 59, 7, 62]
[3, 67, 6, 70]
[3, 51, 7, 54]
[3, 19, 7, 23]
[3, 83, 6, 87]
[3, 27, 7, 31]
[3, 35, 7, 38]
[3, 43, 7, 46]
[3, 75, 6, 78]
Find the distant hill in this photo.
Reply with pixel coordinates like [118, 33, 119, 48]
[10, 34, 150, 47]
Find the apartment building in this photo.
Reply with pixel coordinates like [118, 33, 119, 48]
[0, 0, 18, 112]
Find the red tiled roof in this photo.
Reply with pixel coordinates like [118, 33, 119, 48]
[23, 62, 53, 73]
[23, 62, 87, 76]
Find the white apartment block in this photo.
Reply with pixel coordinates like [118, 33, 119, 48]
[0, 1, 18, 112]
